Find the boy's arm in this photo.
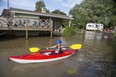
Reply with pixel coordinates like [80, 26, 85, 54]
[47, 45, 56, 49]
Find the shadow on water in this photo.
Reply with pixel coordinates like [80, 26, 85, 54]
[106, 38, 116, 61]
[105, 38, 116, 77]
[82, 31, 116, 77]
[0, 36, 19, 41]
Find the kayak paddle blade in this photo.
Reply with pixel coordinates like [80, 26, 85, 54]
[69, 44, 82, 49]
[30, 47, 40, 53]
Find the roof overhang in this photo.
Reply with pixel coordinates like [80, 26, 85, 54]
[9, 8, 73, 20]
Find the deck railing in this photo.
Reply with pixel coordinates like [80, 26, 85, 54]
[0, 17, 53, 31]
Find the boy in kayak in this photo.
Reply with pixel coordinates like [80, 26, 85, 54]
[47, 39, 65, 54]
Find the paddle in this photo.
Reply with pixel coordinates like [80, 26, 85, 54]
[29, 44, 82, 53]
[29, 47, 40, 53]
[69, 44, 82, 50]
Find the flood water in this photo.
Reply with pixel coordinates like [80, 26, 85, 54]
[0, 31, 116, 77]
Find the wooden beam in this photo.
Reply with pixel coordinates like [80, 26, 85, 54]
[69, 20, 71, 27]
[50, 18, 53, 38]
[26, 18, 28, 39]
[26, 30, 28, 39]
[50, 30, 53, 38]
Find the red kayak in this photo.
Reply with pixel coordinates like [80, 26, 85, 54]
[9, 49, 77, 63]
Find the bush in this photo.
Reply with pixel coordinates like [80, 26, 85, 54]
[63, 27, 74, 36]
[113, 32, 116, 37]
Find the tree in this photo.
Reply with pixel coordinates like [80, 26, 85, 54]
[46, 9, 50, 13]
[35, 0, 45, 12]
[111, 16, 116, 28]
[52, 9, 66, 15]
[69, 0, 116, 29]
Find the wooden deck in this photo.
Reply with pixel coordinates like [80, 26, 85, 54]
[0, 17, 53, 38]
[0, 17, 53, 30]
[2, 27, 53, 31]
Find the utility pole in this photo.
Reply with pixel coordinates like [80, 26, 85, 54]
[7, 0, 9, 9]
[7, 0, 10, 31]
[58, 9, 60, 14]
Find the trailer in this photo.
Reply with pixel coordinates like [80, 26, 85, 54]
[86, 23, 104, 31]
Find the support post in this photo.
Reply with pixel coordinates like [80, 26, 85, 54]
[69, 20, 71, 27]
[26, 30, 28, 39]
[50, 18, 53, 38]
[26, 18, 28, 39]
[50, 30, 53, 38]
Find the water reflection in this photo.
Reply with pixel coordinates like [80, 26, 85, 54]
[0, 31, 116, 77]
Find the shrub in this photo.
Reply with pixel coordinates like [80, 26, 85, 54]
[113, 32, 116, 37]
[63, 27, 74, 36]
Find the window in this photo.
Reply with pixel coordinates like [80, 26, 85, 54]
[88, 25, 91, 27]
